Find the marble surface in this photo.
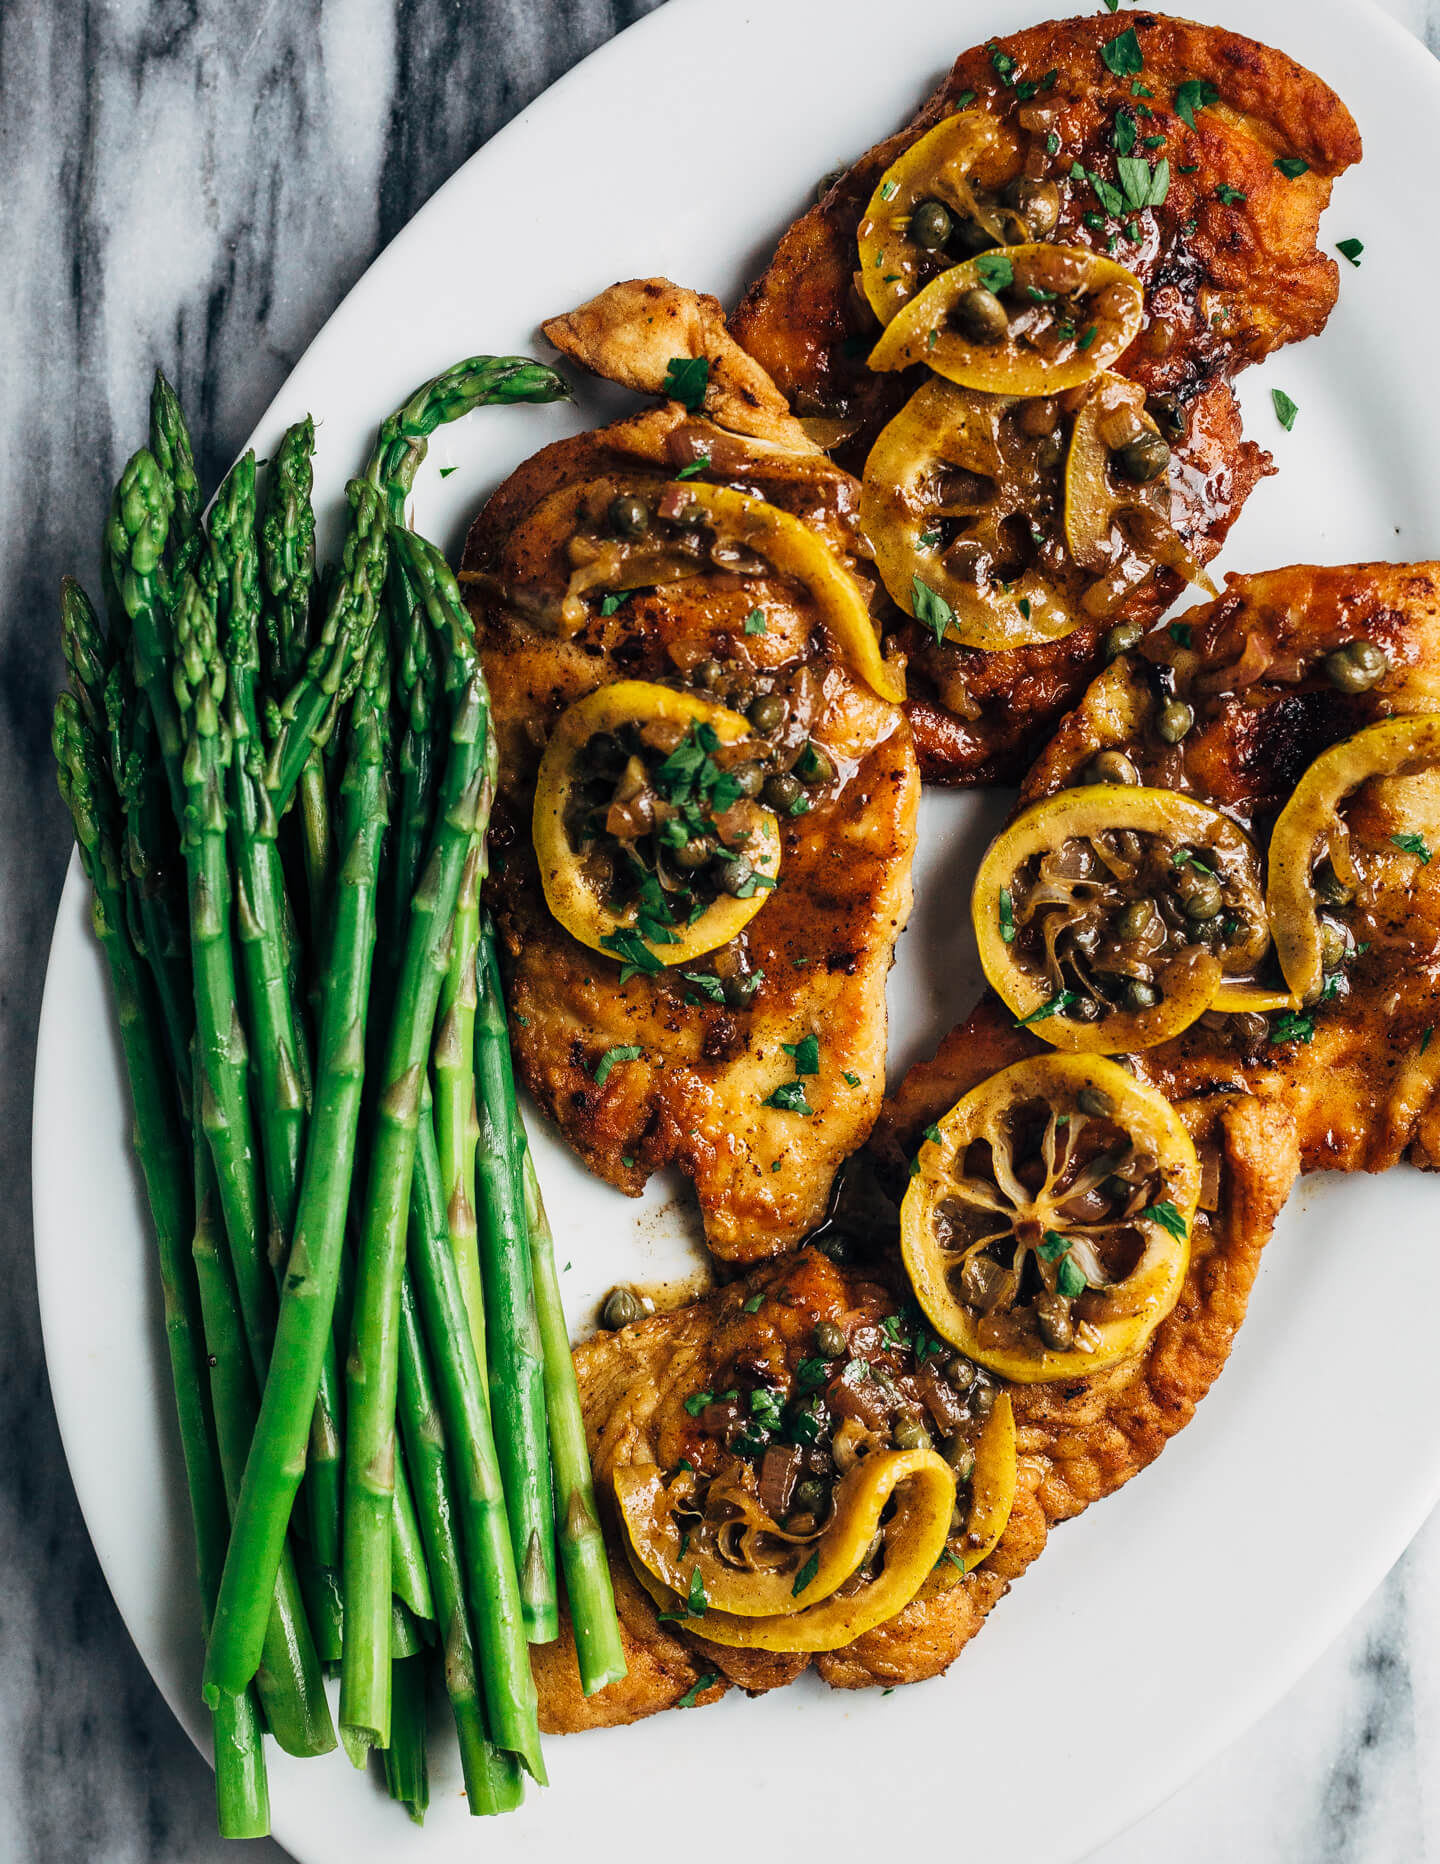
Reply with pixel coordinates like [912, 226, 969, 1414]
[3, 0, 1439, 1858]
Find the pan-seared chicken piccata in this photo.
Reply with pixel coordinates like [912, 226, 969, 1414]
[730, 13, 1360, 783]
[896, 564, 1440, 1177]
[462, 282, 919, 1259]
[531, 1077, 1293, 1729]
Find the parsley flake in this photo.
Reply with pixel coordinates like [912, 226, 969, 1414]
[1174, 78, 1219, 128]
[1274, 156, 1310, 178]
[999, 886, 1016, 944]
[592, 1043, 642, 1087]
[953, 89, 977, 111]
[683, 1390, 713, 1417]
[600, 592, 632, 617]
[1101, 26, 1143, 76]
[600, 928, 665, 979]
[1144, 1201, 1188, 1241]
[843, 1069, 861, 1087]
[1117, 153, 1170, 209]
[783, 1033, 821, 1076]
[438, 465, 456, 478]
[1336, 237, 1364, 267]
[743, 1293, 765, 1314]
[1038, 1229, 1072, 1262]
[1215, 183, 1248, 205]
[676, 1672, 719, 1708]
[793, 1551, 821, 1597]
[1114, 108, 1138, 157]
[687, 1568, 708, 1616]
[912, 575, 956, 647]
[675, 457, 709, 480]
[1392, 832, 1432, 863]
[1270, 1010, 1316, 1046]
[663, 355, 710, 412]
[1169, 621, 1192, 647]
[974, 251, 1015, 294]
[1015, 989, 1077, 1028]
[763, 1080, 814, 1116]
[1272, 388, 1299, 432]
[744, 606, 768, 635]
[681, 971, 727, 1005]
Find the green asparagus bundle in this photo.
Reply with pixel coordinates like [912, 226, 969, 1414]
[52, 353, 628, 1840]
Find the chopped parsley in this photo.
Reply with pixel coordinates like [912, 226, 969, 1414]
[675, 456, 710, 480]
[1046, 130, 1061, 156]
[663, 355, 710, 412]
[684, 1390, 713, 1417]
[1057, 1254, 1088, 1299]
[681, 970, 726, 1004]
[1174, 78, 1219, 129]
[1336, 237, 1364, 267]
[1077, 323, 1100, 351]
[974, 251, 1015, 294]
[989, 43, 1017, 83]
[1114, 109, 1137, 156]
[743, 1292, 766, 1314]
[1392, 832, 1432, 863]
[1144, 1201, 1188, 1241]
[592, 1044, 642, 1086]
[1169, 621, 1192, 647]
[1215, 184, 1248, 205]
[744, 606, 768, 635]
[843, 1070, 861, 1087]
[1038, 1229, 1071, 1262]
[793, 1551, 821, 1597]
[1015, 67, 1058, 103]
[782, 1033, 821, 1076]
[600, 929, 665, 980]
[1072, 161, 1126, 218]
[1101, 26, 1144, 77]
[1270, 1010, 1316, 1045]
[749, 1386, 785, 1429]
[763, 1080, 814, 1116]
[1117, 154, 1170, 210]
[1271, 388, 1299, 432]
[999, 886, 1016, 944]
[621, 1157, 635, 1170]
[796, 1356, 831, 1392]
[1274, 156, 1310, 178]
[912, 575, 956, 648]
[1015, 989, 1076, 1028]
[600, 591, 632, 617]
[438, 465, 456, 478]
[1423, 1028, 1435, 1057]
[687, 1568, 708, 1616]
[676, 1672, 719, 1708]
[953, 88, 977, 111]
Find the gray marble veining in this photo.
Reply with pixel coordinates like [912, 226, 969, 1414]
[3, 1, 1440, 1859]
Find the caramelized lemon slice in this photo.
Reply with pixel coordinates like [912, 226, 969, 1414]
[533, 681, 782, 967]
[1268, 713, 1440, 1005]
[1065, 372, 1217, 613]
[972, 786, 1270, 1052]
[901, 1055, 1198, 1382]
[868, 245, 1143, 396]
[860, 377, 1080, 653]
[626, 1448, 958, 1651]
[856, 111, 1018, 325]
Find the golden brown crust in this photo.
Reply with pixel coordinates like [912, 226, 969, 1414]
[729, 12, 1359, 783]
[464, 391, 919, 1259]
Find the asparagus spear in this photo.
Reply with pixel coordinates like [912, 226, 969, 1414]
[341, 586, 493, 1745]
[397, 1271, 524, 1815]
[266, 478, 387, 819]
[53, 692, 271, 1833]
[432, 837, 486, 1377]
[190, 1099, 336, 1757]
[407, 1089, 546, 1782]
[105, 447, 186, 818]
[392, 526, 558, 1641]
[473, 918, 556, 1641]
[149, 368, 203, 582]
[171, 570, 274, 1379]
[203, 632, 388, 1706]
[365, 356, 570, 523]
[382, 1653, 430, 1825]
[520, 1141, 626, 1695]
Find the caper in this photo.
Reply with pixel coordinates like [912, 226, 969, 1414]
[795, 740, 837, 784]
[600, 1286, 645, 1329]
[672, 836, 714, 872]
[722, 971, 762, 1009]
[948, 1355, 976, 1391]
[1004, 176, 1062, 238]
[1148, 393, 1188, 442]
[947, 1440, 977, 1483]
[814, 1319, 848, 1358]
[1320, 917, 1349, 971]
[1083, 749, 1139, 786]
[1178, 871, 1224, 920]
[717, 857, 755, 897]
[1077, 1086, 1114, 1117]
[971, 1384, 996, 1418]
[584, 729, 626, 771]
[1315, 860, 1355, 907]
[815, 168, 845, 204]
[1156, 699, 1194, 744]
[731, 761, 766, 798]
[1126, 978, 1161, 1010]
[1069, 994, 1102, 1023]
[791, 1477, 827, 1515]
[1117, 898, 1158, 943]
[607, 494, 650, 539]
[1035, 1293, 1075, 1352]
[748, 693, 788, 734]
[1105, 620, 1143, 661]
[762, 771, 804, 813]
[1324, 639, 1388, 694]
[893, 1415, 932, 1452]
[692, 656, 724, 690]
[1114, 431, 1171, 483]
[953, 285, 1010, 346]
[1034, 434, 1063, 474]
[1016, 397, 1059, 439]
[911, 197, 953, 250]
